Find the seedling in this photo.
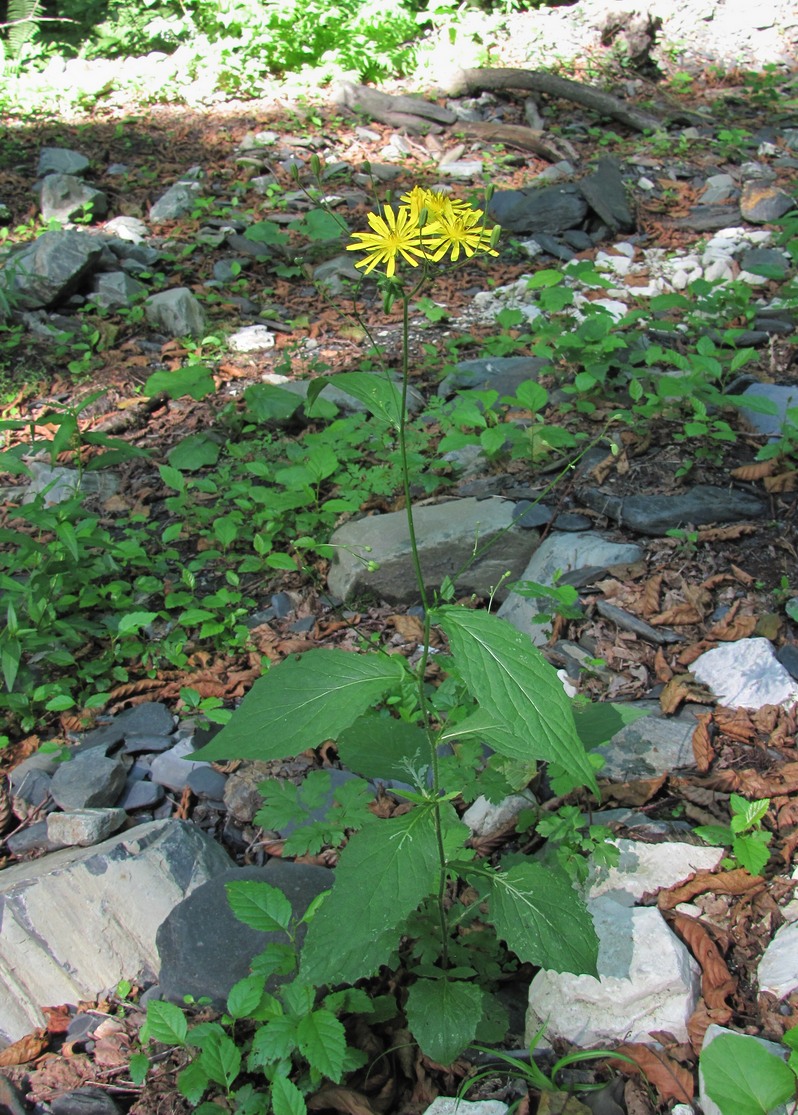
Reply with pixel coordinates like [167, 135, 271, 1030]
[695, 794, 773, 876]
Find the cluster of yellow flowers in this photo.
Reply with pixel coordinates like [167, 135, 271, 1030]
[346, 185, 499, 279]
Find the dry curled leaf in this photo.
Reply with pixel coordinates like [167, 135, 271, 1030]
[613, 1042, 694, 1104]
[695, 523, 758, 542]
[764, 470, 798, 493]
[692, 714, 715, 773]
[651, 603, 704, 626]
[658, 867, 763, 910]
[730, 460, 777, 480]
[0, 1029, 48, 1067]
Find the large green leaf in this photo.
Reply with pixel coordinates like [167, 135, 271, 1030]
[701, 1033, 795, 1115]
[485, 862, 598, 976]
[306, 372, 402, 429]
[225, 881, 294, 932]
[193, 650, 405, 762]
[337, 714, 431, 782]
[296, 1010, 346, 1082]
[299, 805, 445, 986]
[434, 607, 597, 793]
[405, 979, 483, 1064]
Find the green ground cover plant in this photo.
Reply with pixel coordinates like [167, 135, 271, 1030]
[700, 1028, 798, 1115]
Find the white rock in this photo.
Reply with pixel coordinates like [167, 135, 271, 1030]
[758, 920, 798, 999]
[228, 325, 275, 352]
[595, 251, 632, 276]
[526, 897, 700, 1046]
[424, 1101, 508, 1115]
[588, 839, 725, 903]
[691, 637, 798, 710]
[703, 258, 734, 283]
[462, 792, 535, 837]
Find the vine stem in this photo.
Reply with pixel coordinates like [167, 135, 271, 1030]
[397, 291, 450, 969]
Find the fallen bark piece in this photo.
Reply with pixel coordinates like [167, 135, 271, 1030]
[333, 81, 456, 132]
[440, 67, 663, 133]
[455, 121, 573, 162]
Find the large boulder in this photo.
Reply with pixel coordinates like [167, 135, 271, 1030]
[0, 820, 234, 1042]
[0, 230, 104, 310]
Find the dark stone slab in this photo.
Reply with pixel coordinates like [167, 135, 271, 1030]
[578, 484, 765, 535]
[488, 184, 588, 234]
[156, 861, 332, 1007]
[578, 158, 635, 233]
[439, 356, 550, 398]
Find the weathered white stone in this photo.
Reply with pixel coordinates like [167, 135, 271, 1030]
[424, 1100, 508, 1115]
[526, 896, 700, 1047]
[691, 637, 798, 710]
[0, 820, 234, 1042]
[327, 497, 536, 605]
[227, 325, 275, 352]
[462, 792, 535, 837]
[498, 531, 643, 645]
[758, 920, 798, 999]
[46, 808, 127, 847]
[588, 839, 724, 903]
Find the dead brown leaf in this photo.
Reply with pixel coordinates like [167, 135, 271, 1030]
[651, 603, 704, 626]
[640, 574, 662, 618]
[764, 470, 798, 493]
[537, 1093, 592, 1114]
[658, 868, 763, 910]
[695, 523, 758, 542]
[613, 1042, 694, 1104]
[0, 1030, 48, 1066]
[730, 460, 777, 480]
[692, 715, 715, 773]
[389, 613, 425, 641]
[623, 1076, 656, 1115]
[659, 675, 712, 714]
[653, 646, 674, 683]
[706, 613, 758, 641]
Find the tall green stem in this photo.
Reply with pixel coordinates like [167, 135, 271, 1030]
[397, 292, 450, 967]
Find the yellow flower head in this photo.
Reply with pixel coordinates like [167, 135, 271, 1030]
[346, 188, 499, 277]
[424, 206, 499, 264]
[345, 203, 426, 278]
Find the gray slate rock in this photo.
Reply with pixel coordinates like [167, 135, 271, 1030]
[49, 749, 128, 811]
[438, 356, 550, 398]
[578, 158, 635, 233]
[89, 271, 147, 309]
[498, 531, 643, 645]
[104, 215, 147, 242]
[156, 861, 332, 1007]
[145, 287, 206, 338]
[0, 819, 234, 1042]
[47, 808, 127, 847]
[741, 382, 798, 438]
[38, 147, 91, 177]
[579, 483, 765, 535]
[594, 708, 697, 780]
[487, 184, 588, 234]
[740, 181, 795, 223]
[39, 174, 108, 223]
[0, 230, 104, 310]
[738, 247, 791, 281]
[51, 1086, 123, 1115]
[149, 181, 202, 221]
[327, 496, 536, 605]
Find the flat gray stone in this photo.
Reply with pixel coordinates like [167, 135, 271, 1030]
[0, 820, 234, 1042]
[149, 738, 207, 792]
[39, 174, 108, 222]
[38, 147, 91, 176]
[740, 181, 795, 223]
[595, 710, 697, 780]
[578, 157, 635, 232]
[149, 181, 202, 221]
[526, 896, 700, 1047]
[49, 749, 128, 811]
[326, 497, 536, 605]
[46, 808, 127, 847]
[691, 637, 798, 710]
[145, 287, 206, 338]
[104, 216, 147, 242]
[0, 230, 104, 310]
[89, 271, 147, 309]
[424, 1101, 508, 1115]
[588, 839, 724, 903]
[741, 382, 798, 438]
[438, 356, 550, 398]
[488, 183, 588, 234]
[498, 531, 643, 645]
[156, 861, 332, 1007]
[580, 484, 765, 535]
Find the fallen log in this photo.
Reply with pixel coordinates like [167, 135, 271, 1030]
[440, 67, 664, 134]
